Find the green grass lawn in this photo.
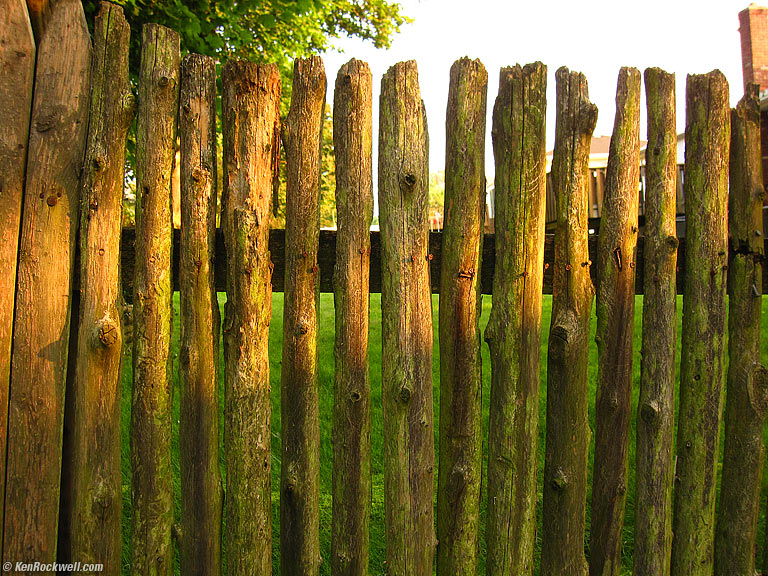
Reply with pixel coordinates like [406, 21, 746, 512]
[119, 293, 768, 575]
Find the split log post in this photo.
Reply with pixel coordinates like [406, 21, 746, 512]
[3, 0, 91, 562]
[221, 61, 281, 576]
[280, 56, 326, 576]
[0, 0, 35, 546]
[436, 57, 487, 576]
[714, 83, 768, 576]
[130, 23, 179, 576]
[589, 66, 641, 576]
[633, 67, 677, 576]
[670, 70, 730, 576]
[484, 62, 547, 576]
[69, 3, 132, 571]
[179, 54, 222, 576]
[331, 58, 373, 576]
[379, 60, 435, 576]
[540, 66, 597, 576]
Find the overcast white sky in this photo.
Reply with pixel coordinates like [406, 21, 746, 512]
[321, 0, 751, 181]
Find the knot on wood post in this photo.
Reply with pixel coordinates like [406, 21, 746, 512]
[551, 468, 568, 492]
[92, 155, 106, 172]
[640, 400, 660, 424]
[401, 173, 417, 190]
[399, 385, 412, 404]
[95, 315, 120, 348]
[745, 362, 768, 418]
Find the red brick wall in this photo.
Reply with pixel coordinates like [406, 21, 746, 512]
[740, 4, 768, 91]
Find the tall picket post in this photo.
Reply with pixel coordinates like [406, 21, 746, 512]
[69, 3, 132, 571]
[436, 57, 487, 576]
[179, 53, 222, 576]
[590, 66, 641, 576]
[540, 66, 597, 576]
[0, 0, 36, 549]
[331, 58, 374, 576]
[3, 0, 91, 563]
[633, 67, 677, 576]
[130, 23, 179, 576]
[484, 62, 547, 576]
[281, 56, 326, 576]
[379, 60, 435, 576]
[221, 61, 281, 576]
[670, 70, 729, 576]
[714, 83, 768, 576]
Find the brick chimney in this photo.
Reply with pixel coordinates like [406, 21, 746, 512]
[739, 4, 768, 92]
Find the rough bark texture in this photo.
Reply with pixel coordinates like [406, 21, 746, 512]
[633, 67, 677, 576]
[0, 0, 35, 547]
[715, 83, 767, 576]
[331, 58, 373, 576]
[3, 0, 91, 565]
[670, 70, 730, 576]
[589, 67, 641, 576]
[540, 66, 596, 576]
[379, 60, 435, 576]
[484, 62, 547, 576]
[130, 23, 179, 576]
[69, 4, 131, 572]
[437, 56, 487, 576]
[280, 56, 326, 576]
[221, 61, 280, 576]
[179, 54, 221, 576]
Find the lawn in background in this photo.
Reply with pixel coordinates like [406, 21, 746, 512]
[119, 293, 768, 575]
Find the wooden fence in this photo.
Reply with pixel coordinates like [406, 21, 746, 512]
[1, 1, 767, 576]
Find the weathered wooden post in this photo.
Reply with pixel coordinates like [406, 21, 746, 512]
[483, 61, 547, 576]
[281, 55, 326, 576]
[332, 58, 373, 576]
[436, 57, 487, 576]
[0, 0, 35, 547]
[221, 60, 281, 576]
[590, 66, 641, 576]
[69, 3, 131, 572]
[540, 66, 596, 576]
[179, 53, 221, 576]
[714, 83, 768, 576]
[131, 23, 179, 576]
[3, 0, 91, 563]
[379, 60, 435, 576]
[633, 67, 677, 576]
[670, 70, 729, 576]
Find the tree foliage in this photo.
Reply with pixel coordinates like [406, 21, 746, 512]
[82, 0, 408, 81]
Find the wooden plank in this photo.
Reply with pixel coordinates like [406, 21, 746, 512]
[130, 23, 179, 576]
[671, 70, 730, 576]
[715, 83, 768, 576]
[590, 66, 641, 576]
[379, 60, 435, 575]
[540, 66, 597, 576]
[115, 228, 768, 297]
[280, 55, 326, 576]
[3, 0, 91, 564]
[331, 58, 373, 576]
[0, 0, 35, 551]
[68, 3, 132, 571]
[484, 62, 547, 576]
[633, 66, 677, 576]
[221, 60, 280, 576]
[179, 53, 221, 576]
[436, 57, 487, 576]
